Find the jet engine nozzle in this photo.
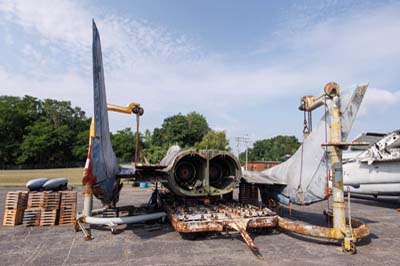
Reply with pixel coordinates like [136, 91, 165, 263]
[161, 146, 242, 197]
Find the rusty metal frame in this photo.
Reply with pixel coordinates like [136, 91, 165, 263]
[279, 82, 370, 254]
[163, 197, 277, 255]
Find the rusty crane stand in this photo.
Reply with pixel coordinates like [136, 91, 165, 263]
[277, 82, 370, 254]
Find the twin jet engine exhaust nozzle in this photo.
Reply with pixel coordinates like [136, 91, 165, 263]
[160, 146, 242, 197]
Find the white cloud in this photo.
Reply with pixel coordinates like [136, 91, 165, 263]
[0, 0, 91, 48]
[0, 0, 399, 140]
[359, 88, 400, 116]
[4, 33, 14, 45]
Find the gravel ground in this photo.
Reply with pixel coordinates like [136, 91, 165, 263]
[0, 186, 399, 266]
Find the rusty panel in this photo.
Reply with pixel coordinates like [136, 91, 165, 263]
[164, 200, 277, 233]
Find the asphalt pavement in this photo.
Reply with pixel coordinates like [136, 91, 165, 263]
[0, 186, 399, 266]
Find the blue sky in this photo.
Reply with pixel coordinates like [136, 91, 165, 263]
[1, 0, 399, 153]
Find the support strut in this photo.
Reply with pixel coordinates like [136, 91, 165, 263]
[77, 184, 166, 239]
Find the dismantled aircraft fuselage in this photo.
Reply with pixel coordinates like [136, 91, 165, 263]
[77, 20, 370, 255]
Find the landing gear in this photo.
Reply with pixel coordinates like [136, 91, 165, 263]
[342, 238, 357, 254]
[147, 182, 163, 210]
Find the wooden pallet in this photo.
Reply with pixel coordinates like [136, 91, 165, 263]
[58, 191, 77, 225]
[3, 209, 24, 226]
[58, 208, 76, 225]
[43, 192, 61, 210]
[27, 192, 46, 208]
[22, 208, 42, 226]
[4, 191, 28, 210]
[60, 191, 77, 205]
[40, 209, 58, 226]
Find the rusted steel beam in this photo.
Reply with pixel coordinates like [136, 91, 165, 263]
[321, 142, 369, 147]
[278, 217, 338, 239]
[277, 216, 370, 240]
[228, 220, 259, 253]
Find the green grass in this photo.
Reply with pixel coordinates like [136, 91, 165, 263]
[0, 168, 84, 187]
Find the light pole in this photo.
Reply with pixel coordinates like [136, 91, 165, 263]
[235, 134, 251, 170]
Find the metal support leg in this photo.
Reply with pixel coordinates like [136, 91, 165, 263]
[83, 184, 93, 217]
[228, 220, 262, 258]
[76, 219, 93, 240]
[77, 184, 94, 240]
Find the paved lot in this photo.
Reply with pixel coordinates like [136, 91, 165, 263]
[0, 186, 399, 266]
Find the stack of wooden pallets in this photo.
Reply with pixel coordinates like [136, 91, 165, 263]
[58, 191, 77, 225]
[41, 192, 61, 226]
[3, 191, 28, 226]
[24, 191, 61, 226]
[4, 190, 77, 226]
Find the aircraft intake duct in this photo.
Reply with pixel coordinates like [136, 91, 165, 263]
[160, 146, 242, 197]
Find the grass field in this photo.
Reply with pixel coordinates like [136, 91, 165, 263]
[0, 168, 84, 187]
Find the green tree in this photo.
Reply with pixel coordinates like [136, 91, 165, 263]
[142, 145, 168, 164]
[110, 128, 135, 163]
[17, 120, 72, 165]
[159, 113, 188, 146]
[72, 129, 90, 160]
[241, 135, 300, 162]
[152, 112, 209, 147]
[185, 112, 210, 146]
[0, 95, 40, 165]
[195, 130, 230, 151]
[143, 112, 210, 163]
[0, 95, 90, 167]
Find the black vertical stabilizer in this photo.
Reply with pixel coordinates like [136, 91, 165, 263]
[90, 20, 120, 205]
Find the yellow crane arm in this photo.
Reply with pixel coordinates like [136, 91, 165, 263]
[107, 102, 141, 114]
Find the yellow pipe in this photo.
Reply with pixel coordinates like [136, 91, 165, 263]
[107, 102, 140, 114]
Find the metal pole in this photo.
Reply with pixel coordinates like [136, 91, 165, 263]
[84, 212, 166, 226]
[135, 113, 140, 164]
[245, 147, 248, 171]
[83, 184, 93, 217]
[326, 99, 346, 239]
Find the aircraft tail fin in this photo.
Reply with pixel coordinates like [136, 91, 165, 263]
[82, 20, 120, 206]
[243, 84, 368, 205]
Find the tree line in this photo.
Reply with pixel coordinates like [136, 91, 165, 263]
[0, 95, 90, 168]
[240, 135, 300, 162]
[0, 95, 300, 169]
